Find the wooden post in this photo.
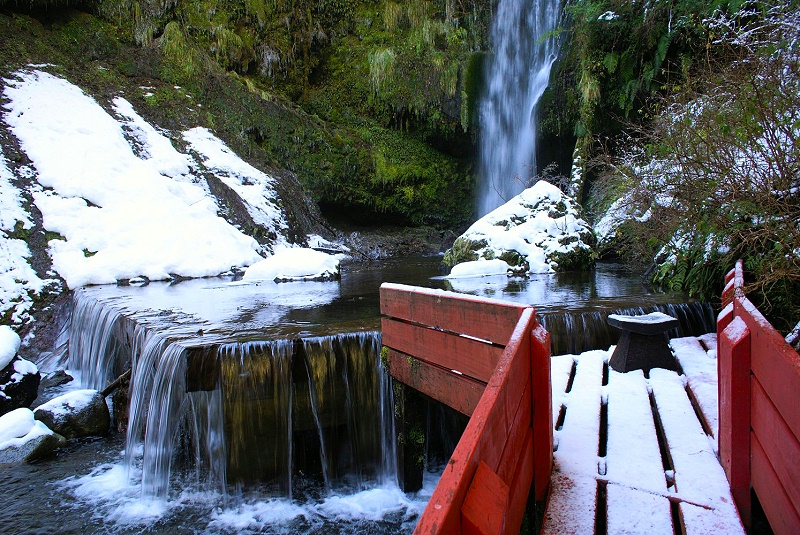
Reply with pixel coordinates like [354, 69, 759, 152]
[718, 315, 752, 527]
[531, 324, 552, 502]
[394, 379, 426, 492]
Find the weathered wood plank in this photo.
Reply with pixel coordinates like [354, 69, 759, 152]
[385, 349, 484, 417]
[750, 378, 800, 516]
[461, 461, 509, 535]
[606, 484, 673, 535]
[751, 433, 800, 535]
[382, 317, 503, 383]
[649, 369, 745, 534]
[380, 283, 525, 345]
[670, 336, 719, 439]
[496, 381, 531, 486]
[606, 369, 665, 494]
[543, 350, 605, 535]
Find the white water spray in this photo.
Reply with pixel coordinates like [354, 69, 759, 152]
[477, 0, 563, 216]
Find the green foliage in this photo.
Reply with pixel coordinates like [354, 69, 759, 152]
[441, 237, 485, 268]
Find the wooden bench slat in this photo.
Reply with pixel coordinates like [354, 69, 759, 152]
[606, 485, 673, 535]
[380, 283, 525, 345]
[382, 317, 503, 383]
[606, 369, 665, 493]
[507, 430, 534, 533]
[461, 461, 509, 535]
[385, 349, 484, 417]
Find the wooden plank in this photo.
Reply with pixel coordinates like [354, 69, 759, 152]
[507, 430, 534, 533]
[543, 350, 605, 535]
[606, 484, 673, 535]
[386, 349, 484, 417]
[743, 301, 800, 443]
[531, 323, 553, 501]
[550, 355, 575, 424]
[648, 369, 745, 534]
[717, 316, 752, 525]
[496, 381, 531, 486]
[680, 501, 748, 534]
[750, 378, 800, 516]
[382, 317, 503, 383]
[461, 461, 509, 535]
[606, 369, 665, 494]
[380, 283, 525, 346]
[671, 336, 718, 439]
[414, 310, 535, 535]
[752, 433, 800, 535]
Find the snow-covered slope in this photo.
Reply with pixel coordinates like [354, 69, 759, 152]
[0, 67, 323, 323]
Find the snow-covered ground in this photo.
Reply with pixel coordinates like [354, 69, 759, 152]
[0, 67, 340, 324]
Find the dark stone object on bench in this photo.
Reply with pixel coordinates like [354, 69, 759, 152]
[608, 312, 679, 374]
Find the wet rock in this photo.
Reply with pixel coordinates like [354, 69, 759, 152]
[0, 408, 65, 463]
[40, 370, 74, 390]
[34, 390, 110, 439]
[0, 357, 41, 417]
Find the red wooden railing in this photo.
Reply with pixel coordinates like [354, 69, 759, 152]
[718, 260, 800, 533]
[380, 283, 552, 534]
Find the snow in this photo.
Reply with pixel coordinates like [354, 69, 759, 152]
[545, 341, 744, 533]
[183, 127, 288, 248]
[2, 69, 265, 288]
[0, 155, 49, 323]
[0, 408, 53, 450]
[242, 248, 340, 282]
[453, 180, 593, 275]
[0, 325, 21, 370]
[36, 389, 99, 417]
[445, 259, 511, 278]
[607, 311, 677, 325]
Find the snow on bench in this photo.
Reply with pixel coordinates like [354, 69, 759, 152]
[543, 338, 744, 534]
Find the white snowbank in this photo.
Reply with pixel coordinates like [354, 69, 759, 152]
[445, 259, 511, 278]
[36, 389, 99, 417]
[2, 69, 264, 288]
[242, 248, 340, 282]
[0, 407, 53, 450]
[0, 325, 20, 370]
[452, 180, 594, 274]
[0, 155, 50, 323]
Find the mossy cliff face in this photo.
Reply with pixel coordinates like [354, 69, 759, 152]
[0, 0, 492, 229]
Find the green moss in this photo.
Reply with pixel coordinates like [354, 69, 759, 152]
[442, 236, 487, 268]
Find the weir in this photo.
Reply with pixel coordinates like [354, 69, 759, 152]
[64, 290, 400, 502]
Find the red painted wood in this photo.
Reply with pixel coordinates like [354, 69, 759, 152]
[413, 309, 536, 535]
[380, 283, 525, 345]
[751, 378, 800, 514]
[382, 317, 503, 383]
[507, 430, 534, 533]
[718, 315, 751, 526]
[741, 301, 800, 443]
[461, 461, 509, 535]
[531, 323, 552, 501]
[385, 349, 485, 416]
[496, 381, 531, 486]
[752, 433, 800, 535]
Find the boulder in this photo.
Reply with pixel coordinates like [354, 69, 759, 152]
[34, 389, 110, 439]
[0, 356, 41, 417]
[40, 370, 74, 390]
[0, 408, 65, 463]
[442, 181, 596, 275]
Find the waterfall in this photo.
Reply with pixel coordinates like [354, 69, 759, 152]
[539, 301, 716, 356]
[477, 0, 563, 216]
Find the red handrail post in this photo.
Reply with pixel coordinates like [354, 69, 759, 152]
[531, 323, 552, 502]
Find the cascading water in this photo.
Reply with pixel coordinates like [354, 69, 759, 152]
[477, 0, 563, 216]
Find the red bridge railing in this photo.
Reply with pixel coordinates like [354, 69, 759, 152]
[718, 260, 800, 533]
[380, 283, 552, 534]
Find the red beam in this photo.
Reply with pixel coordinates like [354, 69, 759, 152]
[752, 433, 800, 535]
[380, 283, 525, 346]
[382, 317, 503, 383]
[385, 348, 485, 417]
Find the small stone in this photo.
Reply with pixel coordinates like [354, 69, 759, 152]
[0, 357, 41, 417]
[40, 370, 74, 390]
